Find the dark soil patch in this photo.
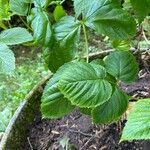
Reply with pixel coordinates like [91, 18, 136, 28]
[23, 71, 150, 150]
[24, 111, 145, 150]
[121, 70, 150, 98]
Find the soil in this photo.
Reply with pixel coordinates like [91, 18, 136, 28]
[22, 69, 150, 150]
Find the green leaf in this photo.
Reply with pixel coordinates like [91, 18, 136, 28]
[130, 0, 150, 23]
[90, 59, 105, 67]
[29, 8, 52, 46]
[73, 0, 136, 40]
[90, 59, 117, 84]
[53, 5, 66, 22]
[33, 0, 46, 7]
[24, 0, 32, 3]
[80, 108, 91, 116]
[0, 27, 33, 45]
[0, 44, 15, 74]
[44, 16, 81, 72]
[73, 0, 110, 19]
[10, 0, 30, 16]
[0, 0, 11, 20]
[58, 61, 112, 108]
[92, 87, 129, 124]
[104, 51, 139, 83]
[54, 16, 81, 44]
[41, 64, 75, 119]
[43, 41, 75, 73]
[0, 22, 7, 29]
[92, 4, 136, 40]
[121, 99, 150, 141]
[44, 0, 53, 8]
[112, 40, 131, 51]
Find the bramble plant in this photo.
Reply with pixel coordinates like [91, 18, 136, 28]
[0, 0, 150, 142]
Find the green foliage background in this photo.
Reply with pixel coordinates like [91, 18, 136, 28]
[0, 53, 47, 132]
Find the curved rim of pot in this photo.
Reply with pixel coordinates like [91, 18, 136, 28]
[0, 73, 52, 150]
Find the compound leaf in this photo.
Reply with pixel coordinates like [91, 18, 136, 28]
[92, 87, 129, 124]
[121, 99, 150, 141]
[92, 4, 136, 40]
[104, 51, 139, 83]
[58, 61, 112, 108]
[73, 0, 136, 40]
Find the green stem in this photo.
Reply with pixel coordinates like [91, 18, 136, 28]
[19, 16, 32, 31]
[60, 0, 66, 5]
[7, 20, 11, 28]
[28, 2, 32, 15]
[82, 24, 89, 63]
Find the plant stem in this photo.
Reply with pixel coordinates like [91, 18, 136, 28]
[28, 2, 32, 15]
[60, 0, 66, 5]
[142, 28, 150, 45]
[82, 24, 89, 63]
[19, 16, 32, 31]
[47, 0, 65, 7]
[7, 20, 11, 28]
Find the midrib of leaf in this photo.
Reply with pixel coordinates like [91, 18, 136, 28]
[60, 25, 80, 42]
[56, 21, 80, 42]
[41, 11, 50, 42]
[85, 0, 111, 20]
[62, 78, 106, 84]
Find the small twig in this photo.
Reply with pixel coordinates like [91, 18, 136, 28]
[80, 135, 97, 150]
[7, 20, 11, 28]
[79, 130, 104, 150]
[69, 129, 92, 137]
[88, 49, 113, 60]
[19, 16, 32, 31]
[28, 2, 32, 15]
[27, 137, 33, 150]
[86, 47, 144, 61]
[82, 24, 89, 63]
[60, 0, 66, 4]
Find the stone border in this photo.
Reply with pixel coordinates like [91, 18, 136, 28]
[0, 74, 52, 150]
